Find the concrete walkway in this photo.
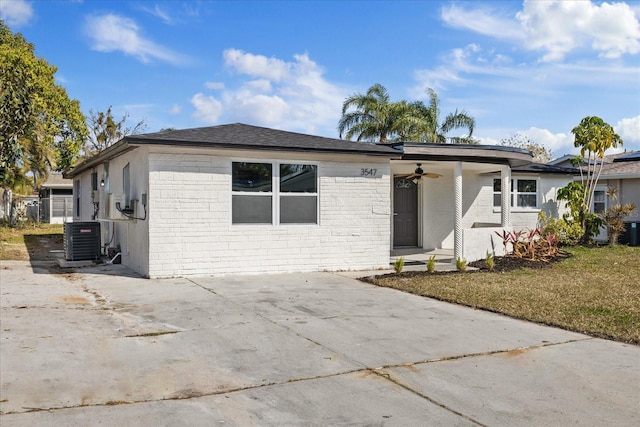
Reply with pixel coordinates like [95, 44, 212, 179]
[1, 260, 638, 426]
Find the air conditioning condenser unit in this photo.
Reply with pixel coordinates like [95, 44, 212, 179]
[64, 222, 101, 261]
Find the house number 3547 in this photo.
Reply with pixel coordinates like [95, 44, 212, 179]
[360, 168, 377, 177]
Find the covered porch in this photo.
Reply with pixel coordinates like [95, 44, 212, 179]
[390, 143, 532, 263]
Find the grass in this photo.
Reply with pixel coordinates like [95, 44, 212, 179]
[0, 223, 64, 261]
[370, 245, 640, 345]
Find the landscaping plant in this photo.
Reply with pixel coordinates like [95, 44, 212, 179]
[603, 203, 637, 245]
[456, 257, 467, 271]
[426, 255, 436, 273]
[495, 227, 560, 261]
[538, 211, 582, 246]
[393, 257, 405, 273]
[485, 251, 495, 271]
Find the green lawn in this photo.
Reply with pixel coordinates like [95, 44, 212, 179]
[370, 245, 640, 344]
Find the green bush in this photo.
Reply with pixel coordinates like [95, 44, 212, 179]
[538, 212, 582, 246]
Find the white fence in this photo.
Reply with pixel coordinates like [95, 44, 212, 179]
[1, 196, 73, 224]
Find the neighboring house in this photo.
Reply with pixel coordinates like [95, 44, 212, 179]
[39, 173, 74, 224]
[65, 123, 573, 278]
[551, 151, 640, 244]
[590, 151, 640, 244]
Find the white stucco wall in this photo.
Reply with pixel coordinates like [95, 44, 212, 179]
[146, 148, 391, 278]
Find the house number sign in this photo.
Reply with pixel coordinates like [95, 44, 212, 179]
[360, 168, 378, 177]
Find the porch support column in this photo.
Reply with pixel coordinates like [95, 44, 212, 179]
[501, 165, 511, 227]
[454, 161, 463, 262]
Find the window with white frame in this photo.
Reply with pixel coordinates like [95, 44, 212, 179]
[232, 162, 318, 224]
[493, 178, 538, 209]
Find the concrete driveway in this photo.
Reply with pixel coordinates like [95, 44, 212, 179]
[1, 261, 638, 426]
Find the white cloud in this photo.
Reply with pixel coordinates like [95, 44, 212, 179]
[441, 1, 640, 62]
[223, 49, 290, 82]
[191, 50, 348, 136]
[140, 4, 173, 25]
[616, 115, 640, 145]
[517, 0, 640, 61]
[84, 14, 185, 64]
[169, 104, 182, 115]
[191, 93, 223, 122]
[516, 127, 574, 157]
[441, 4, 523, 40]
[205, 81, 225, 90]
[0, 0, 33, 27]
[477, 128, 574, 158]
[411, 44, 523, 94]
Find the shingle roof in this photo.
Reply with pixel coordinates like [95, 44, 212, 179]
[512, 163, 578, 174]
[598, 159, 640, 177]
[125, 123, 400, 156]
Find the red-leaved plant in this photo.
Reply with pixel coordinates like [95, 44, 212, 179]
[495, 228, 559, 261]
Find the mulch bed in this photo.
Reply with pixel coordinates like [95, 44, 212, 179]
[468, 250, 572, 272]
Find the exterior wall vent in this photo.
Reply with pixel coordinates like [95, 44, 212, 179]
[64, 222, 101, 261]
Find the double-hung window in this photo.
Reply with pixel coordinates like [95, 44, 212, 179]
[592, 188, 607, 214]
[232, 162, 318, 224]
[493, 178, 538, 209]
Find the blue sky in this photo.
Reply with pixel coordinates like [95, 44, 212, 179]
[2, 0, 640, 157]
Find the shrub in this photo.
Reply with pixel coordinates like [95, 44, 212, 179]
[538, 212, 582, 246]
[495, 227, 560, 261]
[603, 203, 637, 245]
[393, 257, 405, 273]
[456, 257, 467, 271]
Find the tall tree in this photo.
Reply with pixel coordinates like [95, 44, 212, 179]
[85, 106, 146, 155]
[338, 83, 396, 142]
[419, 88, 475, 143]
[337, 84, 476, 144]
[500, 133, 553, 163]
[571, 116, 623, 220]
[0, 20, 87, 193]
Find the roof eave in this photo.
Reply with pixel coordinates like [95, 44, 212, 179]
[63, 140, 136, 179]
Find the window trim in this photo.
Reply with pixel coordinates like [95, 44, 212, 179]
[592, 186, 608, 214]
[231, 160, 319, 225]
[493, 176, 540, 211]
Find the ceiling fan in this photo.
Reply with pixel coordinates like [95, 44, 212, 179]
[397, 163, 442, 180]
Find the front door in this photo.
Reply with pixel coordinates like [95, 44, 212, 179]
[393, 177, 418, 247]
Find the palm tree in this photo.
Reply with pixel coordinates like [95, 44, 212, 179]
[338, 83, 397, 142]
[337, 84, 476, 144]
[419, 88, 475, 143]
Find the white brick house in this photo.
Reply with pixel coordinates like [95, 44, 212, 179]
[65, 124, 573, 277]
